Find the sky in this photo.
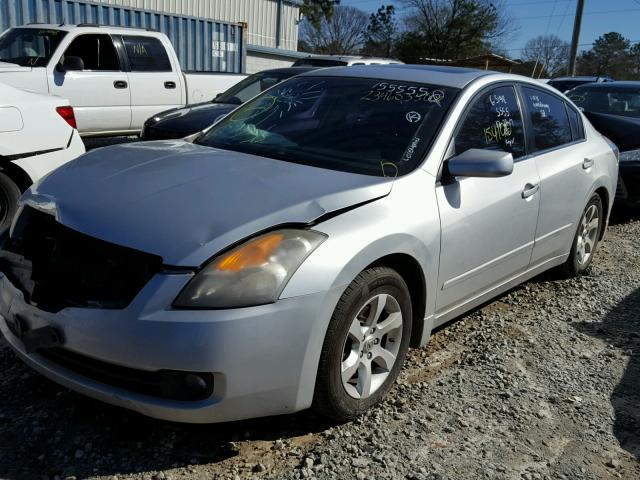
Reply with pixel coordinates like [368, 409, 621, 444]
[340, 0, 640, 58]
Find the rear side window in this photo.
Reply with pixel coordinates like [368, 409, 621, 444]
[522, 87, 573, 151]
[455, 85, 526, 159]
[566, 106, 584, 141]
[123, 36, 171, 72]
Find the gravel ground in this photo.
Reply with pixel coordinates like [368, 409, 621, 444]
[1, 210, 639, 480]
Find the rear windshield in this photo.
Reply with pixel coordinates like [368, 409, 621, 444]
[215, 70, 293, 105]
[0, 28, 66, 67]
[568, 86, 640, 117]
[195, 76, 459, 177]
[548, 80, 590, 92]
[293, 58, 348, 67]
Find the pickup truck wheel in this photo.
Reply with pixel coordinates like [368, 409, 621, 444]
[313, 267, 412, 421]
[0, 172, 20, 228]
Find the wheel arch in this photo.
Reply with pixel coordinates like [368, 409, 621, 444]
[593, 185, 609, 241]
[0, 160, 33, 193]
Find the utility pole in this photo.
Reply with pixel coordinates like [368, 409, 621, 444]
[568, 0, 585, 76]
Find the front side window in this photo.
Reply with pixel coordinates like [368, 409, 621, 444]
[522, 87, 573, 151]
[454, 85, 526, 159]
[123, 36, 171, 72]
[196, 76, 459, 177]
[62, 34, 119, 71]
[0, 28, 67, 67]
[215, 72, 289, 105]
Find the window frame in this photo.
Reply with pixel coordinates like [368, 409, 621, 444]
[449, 81, 531, 163]
[120, 34, 173, 73]
[58, 33, 123, 72]
[517, 84, 587, 156]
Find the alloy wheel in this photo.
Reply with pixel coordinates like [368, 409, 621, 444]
[576, 204, 600, 266]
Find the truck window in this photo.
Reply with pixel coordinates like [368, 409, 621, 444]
[123, 36, 172, 72]
[63, 34, 119, 71]
[0, 28, 67, 67]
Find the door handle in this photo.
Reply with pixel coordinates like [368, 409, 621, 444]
[164, 81, 176, 89]
[522, 183, 540, 199]
[113, 80, 128, 89]
[583, 157, 594, 169]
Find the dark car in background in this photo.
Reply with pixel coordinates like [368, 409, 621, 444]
[548, 76, 614, 93]
[567, 81, 640, 207]
[141, 67, 318, 140]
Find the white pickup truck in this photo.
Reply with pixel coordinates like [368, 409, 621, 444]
[0, 24, 246, 137]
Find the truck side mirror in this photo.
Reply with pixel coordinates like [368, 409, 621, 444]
[56, 56, 84, 73]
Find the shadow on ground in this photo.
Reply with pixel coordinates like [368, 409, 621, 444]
[0, 346, 333, 479]
[575, 286, 640, 459]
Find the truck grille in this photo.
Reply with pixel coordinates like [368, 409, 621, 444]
[1, 207, 162, 313]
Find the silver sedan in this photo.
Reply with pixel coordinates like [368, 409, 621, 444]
[0, 65, 618, 423]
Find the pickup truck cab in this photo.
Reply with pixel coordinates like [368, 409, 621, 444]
[0, 24, 246, 137]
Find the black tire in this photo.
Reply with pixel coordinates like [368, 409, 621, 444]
[559, 194, 604, 277]
[313, 267, 412, 421]
[0, 172, 20, 229]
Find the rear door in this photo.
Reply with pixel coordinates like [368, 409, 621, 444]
[519, 86, 593, 265]
[49, 33, 131, 134]
[435, 84, 540, 314]
[121, 35, 183, 131]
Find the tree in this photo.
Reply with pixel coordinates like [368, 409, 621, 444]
[362, 5, 398, 58]
[300, 0, 341, 29]
[396, 0, 517, 63]
[576, 32, 632, 78]
[299, 6, 369, 54]
[522, 35, 570, 78]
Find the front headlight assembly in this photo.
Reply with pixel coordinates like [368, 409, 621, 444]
[174, 229, 326, 309]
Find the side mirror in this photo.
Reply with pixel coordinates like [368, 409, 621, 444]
[56, 56, 84, 73]
[446, 148, 514, 178]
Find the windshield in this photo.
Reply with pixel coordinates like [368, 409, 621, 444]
[215, 71, 292, 105]
[568, 87, 640, 118]
[0, 28, 66, 67]
[196, 76, 458, 177]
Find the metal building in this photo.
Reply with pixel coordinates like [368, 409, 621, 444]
[93, 0, 305, 72]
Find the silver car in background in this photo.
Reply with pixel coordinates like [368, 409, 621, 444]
[0, 65, 618, 423]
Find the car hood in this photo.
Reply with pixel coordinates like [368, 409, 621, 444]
[23, 140, 393, 266]
[149, 102, 237, 125]
[0, 61, 29, 72]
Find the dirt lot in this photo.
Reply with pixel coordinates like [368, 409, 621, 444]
[1, 209, 639, 480]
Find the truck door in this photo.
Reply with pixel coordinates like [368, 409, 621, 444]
[49, 33, 131, 135]
[120, 35, 183, 132]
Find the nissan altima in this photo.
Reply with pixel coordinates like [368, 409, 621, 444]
[0, 65, 618, 423]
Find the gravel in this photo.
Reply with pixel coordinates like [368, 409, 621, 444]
[1, 211, 639, 480]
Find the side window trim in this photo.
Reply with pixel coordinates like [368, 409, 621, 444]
[60, 33, 123, 72]
[516, 83, 586, 156]
[449, 81, 529, 162]
[112, 35, 131, 72]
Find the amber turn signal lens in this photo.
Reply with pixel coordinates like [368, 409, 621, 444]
[216, 233, 284, 272]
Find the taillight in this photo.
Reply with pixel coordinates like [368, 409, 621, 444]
[56, 106, 77, 129]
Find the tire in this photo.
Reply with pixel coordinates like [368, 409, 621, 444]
[313, 267, 412, 421]
[0, 172, 20, 229]
[559, 194, 604, 277]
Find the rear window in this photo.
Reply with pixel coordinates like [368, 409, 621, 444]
[568, 87, 640, 118]
[292, 58, 348, 67]
[123, 36, 172, 72]
[522, 87, 573, 151]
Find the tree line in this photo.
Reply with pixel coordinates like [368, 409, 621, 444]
[298, 0, 640, 80]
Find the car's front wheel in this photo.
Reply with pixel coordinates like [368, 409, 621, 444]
[0, 172, 20, 229]
[313, 267, 412, 421]
[560, 194, 604, 277]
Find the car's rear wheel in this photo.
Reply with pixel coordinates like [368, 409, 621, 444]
[313, 267, 412, 421]
[559, 194, 603, 277]
[0, 172, 20, 229]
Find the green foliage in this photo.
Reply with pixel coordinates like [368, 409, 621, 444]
[362, 5, 397, 58]
[577, 32, 639, 79]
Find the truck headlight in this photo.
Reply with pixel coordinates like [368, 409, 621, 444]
[173, 229, 326, 309]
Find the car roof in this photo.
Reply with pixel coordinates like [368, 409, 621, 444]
[297, 54, 399, 63]
[571, 81, 640, 89]
[550, 76, 612, 82]
[258, 66, 322, 75]
[297, 64, 499, 89]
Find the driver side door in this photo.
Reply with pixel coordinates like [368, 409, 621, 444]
[435, 84, 540, 316]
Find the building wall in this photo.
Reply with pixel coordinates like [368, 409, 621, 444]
[246, 52, 294, 73]
[98, 0, 300, 51]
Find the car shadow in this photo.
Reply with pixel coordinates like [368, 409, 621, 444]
[0, 344, 334, 479]
[609, 205, 640, 226]
[573, 286, 640, 460]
